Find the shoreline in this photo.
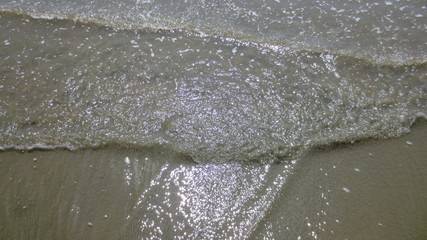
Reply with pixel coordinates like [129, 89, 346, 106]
[1, 119, 426, 239]
[253, 118, 427, 239]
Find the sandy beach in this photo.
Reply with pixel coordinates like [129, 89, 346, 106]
[252, 118, 427, 239]
[1, 1, 426, 239]
[1, 119, 425, 239]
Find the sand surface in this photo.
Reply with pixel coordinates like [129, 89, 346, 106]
[0, 119, 426, 239]
[252, 119, 427, 239]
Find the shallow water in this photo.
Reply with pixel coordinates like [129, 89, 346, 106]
[0, 10, 425, 163]
[1, 0, 426, 65]
[0, 121, 426, 239]
[0, 148, 294, 239]
[0, 0, 426, 239]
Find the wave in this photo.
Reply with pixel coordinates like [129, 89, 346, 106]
[0, 8, 426, 164]
[1, 115, 425, 164]
[1, 1, 426, 67]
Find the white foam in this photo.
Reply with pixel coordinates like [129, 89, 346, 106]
[232, 47, 237, 55]
[416, 112, 427, 119]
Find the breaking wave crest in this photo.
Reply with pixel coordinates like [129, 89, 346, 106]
[1, 1, 426, 164]
[1, 0, 426, 66]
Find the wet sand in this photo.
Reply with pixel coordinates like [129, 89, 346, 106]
[252, 118, 427, 239]
[0, 119, 426, 239]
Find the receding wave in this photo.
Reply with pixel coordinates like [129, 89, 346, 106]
[0, 115, 425, 164]
[0, 6, 426, 164]
[1, 0, 426, 66]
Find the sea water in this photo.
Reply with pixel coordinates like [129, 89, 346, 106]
[1, 0, 425, 163]
[0, 0, 426, 239]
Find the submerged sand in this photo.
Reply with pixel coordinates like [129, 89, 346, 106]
[0, 119, 426, 239]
